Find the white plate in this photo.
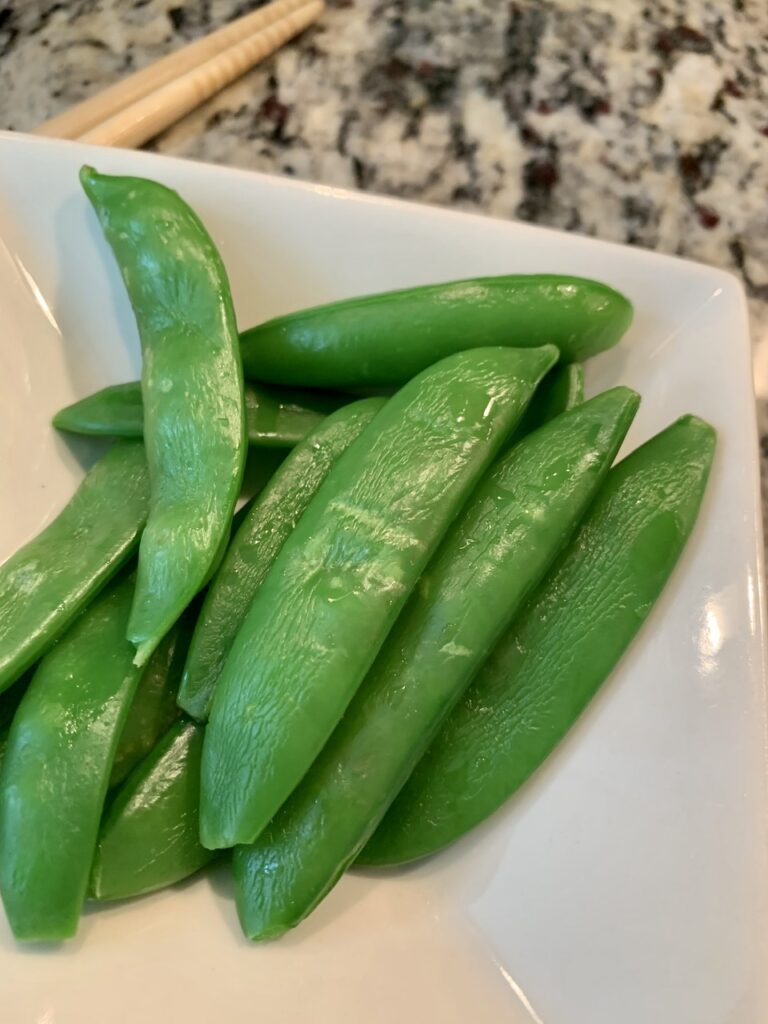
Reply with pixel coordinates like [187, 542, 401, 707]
[1, 131, 767, 1024]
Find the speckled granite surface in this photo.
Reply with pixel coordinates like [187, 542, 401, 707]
[2, 0, 768, 474]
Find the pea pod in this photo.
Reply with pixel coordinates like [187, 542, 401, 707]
[239, 275, 632, 388]
[179, 397, 386, 722]
[54, 380, 348, 449]
[233, 387, 640, 939]
[514, 362, 584, 439]
[109, 614, 192, 788]
[81, 167, 247, 667]
[0, 573, 145, 940]
[360, 414, 715, 866]
[201, 345, 558, 849]
[0, 441, 149, 695]
[91, 719, 213, 901]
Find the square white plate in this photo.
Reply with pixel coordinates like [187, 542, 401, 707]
[1, 131, 767, 1024]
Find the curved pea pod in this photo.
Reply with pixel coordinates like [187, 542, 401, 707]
[81, 168, 247, 668]
[0, 441, 149, 695]
[53, 380, 348, 449]
[360, 414, 716, 866]
[91, 719, 213, 901]
[109, 613, 194, 788]
[239, 275, 633, 388]
[0, 573, 145, 940]
[233, 387, 640, 939]
[201, 345, 558, 849]
[514, 362, 584, 439]
[179, 397, 386, 723]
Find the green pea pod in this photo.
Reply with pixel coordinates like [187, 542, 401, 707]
[239, 275, 632, 388]
[109, 613, 194, 788]
[514, 362, 584, 439]
[201, 345, 558, 849]
[232, 387, 639, 939]
[0, 441, 149, 695]
[0, 573, 145, 940]
[53, 380, 348, 449]
[360, 414, 715, 866]
[80, 167, 247, 668]
[179, 397, 387, 723]
[91, 719, 213, 901]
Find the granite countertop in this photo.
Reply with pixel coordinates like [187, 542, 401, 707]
[2, 0, 768, 474]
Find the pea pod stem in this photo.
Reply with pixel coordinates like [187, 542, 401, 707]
[200, 345, 558, 849]
[360, 414, 716, 866]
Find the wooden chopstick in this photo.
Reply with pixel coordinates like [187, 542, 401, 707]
[35, 0, 322, 144]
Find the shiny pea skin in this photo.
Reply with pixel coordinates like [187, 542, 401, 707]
[92, 719, 213, 901]
[233, 386, 640, 940]
[200, 345, 557, 850]
[109, 612, 194, 788]
[360, 414, 715, 866]
[0, 441, 149, 695]
[81, 168, 247, 667]
[53, 380, 348, 449]
[239, 275, 633, 387]
[0, 572, 145, 940]
[179, 397, 386, 723]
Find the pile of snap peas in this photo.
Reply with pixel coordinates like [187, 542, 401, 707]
[0, 167, 715, 944]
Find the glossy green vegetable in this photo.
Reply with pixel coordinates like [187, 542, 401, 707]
[53, 380, 348, 449]
[514, 362, 584, 438]
[0, 441, 149, 695]
[201, 345, 558, 849]
[110, 614, 193, 788]
[0, 573, 145, 940]
[81, 167, 247, 667]
[92, 719, 213, 900]
[233, 387, 640, 939]
[360, 415, 715, 866]
[239, 275, 632, 388]
[179, 397, 386, 722]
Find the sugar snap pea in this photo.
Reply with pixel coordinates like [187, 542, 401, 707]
[239, 275, 632, 388]
[0, 441, 149, 695]
[179, 397, 386, 723]
[233, 387, 640, 939]
[109, 613, 192, 788]
[53, 380, 348, 449]
[91, 719, 213, 901]
[0, 572, 145, 940]
[360, 414, 715, 866]
[200, 345, 558, 849]
[81, 167, 247, 667]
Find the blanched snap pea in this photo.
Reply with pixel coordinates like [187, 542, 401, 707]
[0, 441, 149, 695]
[81, 167, 247, 667]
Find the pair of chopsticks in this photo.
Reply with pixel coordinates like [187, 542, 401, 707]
[34, 0, 324, 148]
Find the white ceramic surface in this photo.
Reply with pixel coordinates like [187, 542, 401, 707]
[0, 131, 766, 1024]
